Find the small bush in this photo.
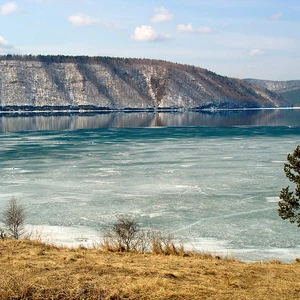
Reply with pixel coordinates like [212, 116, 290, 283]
[102, 216, 185, 255]
[102, 215, 140, 252]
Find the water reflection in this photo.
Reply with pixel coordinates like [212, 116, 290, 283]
[0, 109, 299, 132]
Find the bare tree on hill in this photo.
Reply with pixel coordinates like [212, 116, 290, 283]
[2, 197, 26, 240]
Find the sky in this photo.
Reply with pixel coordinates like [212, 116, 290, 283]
[0, 0, 299, 81]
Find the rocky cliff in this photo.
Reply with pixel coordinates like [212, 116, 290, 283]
[0, 55, 290, 111]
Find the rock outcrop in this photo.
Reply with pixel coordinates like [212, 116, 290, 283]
[0, 55, 290, 111]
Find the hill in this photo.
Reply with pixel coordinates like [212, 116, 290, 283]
[245, 78, 300, 106]
[0, 55, 290, 112]
[0, 239, 300, 299]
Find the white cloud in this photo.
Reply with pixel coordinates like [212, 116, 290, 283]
[177, 23, 194, 33]
[196, 27, 214, 34]
[131, 25, 171, 42]
[67, 13, 121, 29]
[271, 12, 283, 20]
[249, 49, 266, 56]
[67, 14, 100, 27]
[0, 2, 20, 15]
[151, 6, 174, 23]
[0, 36, 13, 48]
[177, 23, 215, 34]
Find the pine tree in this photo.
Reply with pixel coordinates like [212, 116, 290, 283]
[278, 145, 300, 226]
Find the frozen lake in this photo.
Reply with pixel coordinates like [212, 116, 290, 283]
[0, 110, 300, 262]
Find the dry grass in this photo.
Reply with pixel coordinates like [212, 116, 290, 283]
[0, 239, 300, 299]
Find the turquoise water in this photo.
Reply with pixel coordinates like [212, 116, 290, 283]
[0, 111, 300, 261]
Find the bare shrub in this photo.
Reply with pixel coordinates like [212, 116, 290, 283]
[2, 197, 26, 240]
[135, 228, 153, 253]
[103, 215, 140, 252]
[102, 216, 185, 255]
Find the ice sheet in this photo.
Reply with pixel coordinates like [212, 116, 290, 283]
[0, 126, 300, 261]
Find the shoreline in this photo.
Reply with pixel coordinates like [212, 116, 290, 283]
[0, 106, 298, 116]
[25, 224, 300, 263]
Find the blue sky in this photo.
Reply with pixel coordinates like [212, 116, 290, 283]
[0, 0, 299, 80]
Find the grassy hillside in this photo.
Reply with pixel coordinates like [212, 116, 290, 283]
[0, 239, 300, 299]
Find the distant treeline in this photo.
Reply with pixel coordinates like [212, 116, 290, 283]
[0, 54, 173, 66]
[0, 54, 130, 64]
[0, 54, 214, 74]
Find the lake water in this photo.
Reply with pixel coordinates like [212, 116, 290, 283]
[0, 109, 300, 262]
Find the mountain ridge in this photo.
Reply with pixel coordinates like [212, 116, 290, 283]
[0, 55, 291, 111]
[244, 78, 300, 93]
[245, 78, 300, 106]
